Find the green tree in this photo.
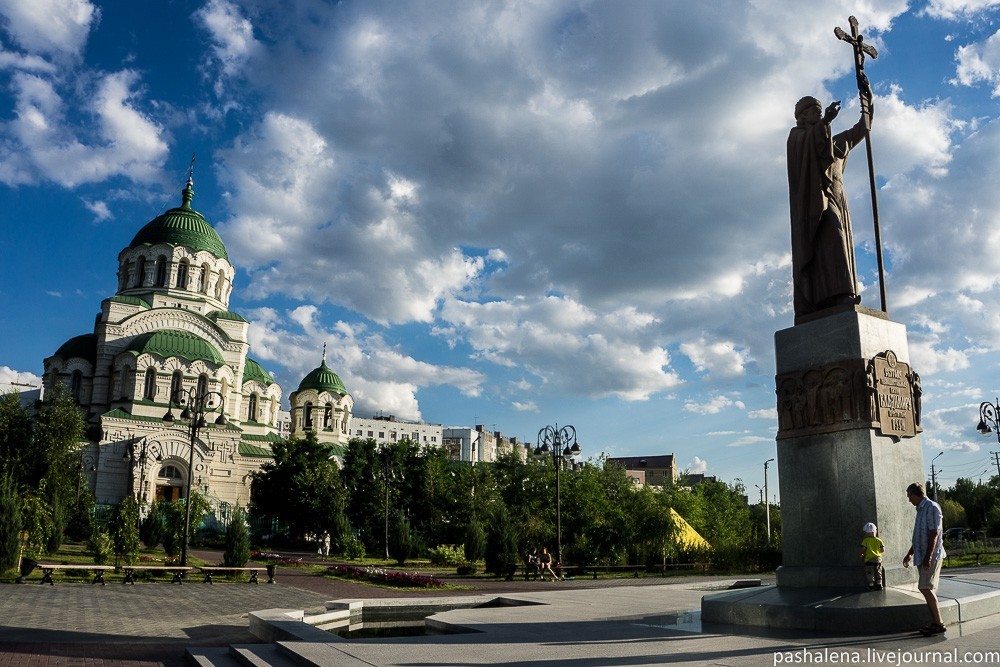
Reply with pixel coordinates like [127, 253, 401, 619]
[20, 492, 53, 561]
[484, 507, 520, 579]
[139, 500, 165, 549]
[162, 494, 211, 558]
[109, 495, 140, 566]
[940, 497, 967, 530]
[0, 475, 22, 572]
[223, 506, 251, 568]
[250, 432, 346, 539]
[389, 513, 414, 565]
[464, 518, 486, 563]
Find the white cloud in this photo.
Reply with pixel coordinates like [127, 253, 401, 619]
[924, 0, 1000, 19]
[683, 394, 746, 415]
[3, 70, 168, 187]
[686, 456, 708, 474]
[194, 0, 262, 91]
[512, 401, 539, 412]
[439, 295, 680, 401]
[0, 366, 42, 392]
[245, 305, 485, 419]
[82, 198, 111, 222]
[680, 337, 749, 379]
[0, 0, 98, 60]
[954, 29, 1000, 96]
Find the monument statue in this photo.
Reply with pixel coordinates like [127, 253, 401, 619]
[787, 74, 872, 318]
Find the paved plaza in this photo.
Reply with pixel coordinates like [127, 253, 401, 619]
[7, 555, 1000, 666]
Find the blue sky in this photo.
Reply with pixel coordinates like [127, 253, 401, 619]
[3, 0, 1000, 497]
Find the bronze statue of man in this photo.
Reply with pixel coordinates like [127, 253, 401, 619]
[787, 74, 873, 318]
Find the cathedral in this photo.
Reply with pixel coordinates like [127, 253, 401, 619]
[42, 175, 352, 514]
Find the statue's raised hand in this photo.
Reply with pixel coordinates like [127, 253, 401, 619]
[823, 100, 841, 124]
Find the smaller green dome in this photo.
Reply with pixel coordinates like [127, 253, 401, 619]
[297, 360, 347, 396]
[243, 358, 275, 387]
[129, 179, 228, 260]
[53, 334, 97, 364]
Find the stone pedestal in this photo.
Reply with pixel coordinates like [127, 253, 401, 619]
[774, 308, 923, 589]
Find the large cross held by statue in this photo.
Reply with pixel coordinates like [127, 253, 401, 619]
[835, 16, 887, 314]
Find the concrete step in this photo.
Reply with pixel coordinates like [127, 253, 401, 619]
[231, 644, 305, 667]
[185, 646, 242, 667]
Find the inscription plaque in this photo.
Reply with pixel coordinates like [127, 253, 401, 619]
[869, 350, 917, 439]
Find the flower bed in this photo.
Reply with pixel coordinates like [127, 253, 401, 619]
[250, 551, 308, 567]
[328, 564, 444, 588]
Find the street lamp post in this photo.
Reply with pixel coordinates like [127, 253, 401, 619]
[533, 424, 581, 567]
[122, 433, 159, 506]
[374, 446, 402, 561]
[163, 386, 227, 567]
[978, 399, 1000, 444]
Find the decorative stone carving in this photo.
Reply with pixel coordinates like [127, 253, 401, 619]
[776, 349, 921, 440]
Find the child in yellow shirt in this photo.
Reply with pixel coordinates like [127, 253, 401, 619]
[860, 522, 885, 590]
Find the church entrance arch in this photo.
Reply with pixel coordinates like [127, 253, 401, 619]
[154, 459, 188, 502]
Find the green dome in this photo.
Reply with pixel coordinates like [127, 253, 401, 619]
[297, 360, 347, 396]
[126, 330, 225, 366]
[129, 180, 228, 260]
[53, 334, 97, 364]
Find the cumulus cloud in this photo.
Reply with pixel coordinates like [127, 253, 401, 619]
[683, 394, 746, 415]
[680, 337, 749, 379]
[245, 304, 485, 419]
[685, 456, 708, 474]
[954, 29, 1000, 96]
[924, 0, 1000, 19]
[0, 366, 42, 392]
[0, 0, 98, 60]
[2, 70, 168, 187]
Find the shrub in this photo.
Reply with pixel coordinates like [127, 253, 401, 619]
[88, 529, 112, 565]
[109, 495, 140, 566]
[429, 544, 465, 566]
[223, 506, 251, 568]
[139, 501, 165, 549]
[389, 514, 413, 566]
[337, 532, 366, 560]
[328, 564, 444, 588]
[464, 519, 486, 563]
[0, 475, 21, 572]
[65, 497, 94, 542]
[46, 493, 65, 554]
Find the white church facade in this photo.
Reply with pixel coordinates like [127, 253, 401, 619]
[42, 176, 348, 512]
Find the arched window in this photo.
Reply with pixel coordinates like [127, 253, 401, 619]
[220, 378, 229, 413]
[155, 255, 168, 287]
[214, 271, 224, 298]
[70, 370, 83, 402]
[118, 261, 128, 290]
[248, 394, 258, 422]
[270, 397, 277, 426]
[170, 371, 183, 402]
[197, 374, 208, 398]
[120, 365, 132, 399]
[135, 256, 146, 287]
[304, 402, 314, 429]
[200, 263, 211, 293]
[158, 465, 182, 480]
[143, 367, 157, 400]
[323, 404, 333, 429]
[176, 259, 189, 289]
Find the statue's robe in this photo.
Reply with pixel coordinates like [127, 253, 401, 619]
[787, 117, 866, 317]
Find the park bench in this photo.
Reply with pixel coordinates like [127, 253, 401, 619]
[197, 565, 275, 584]
[120, 565, 193, 584]
[579, 563, 710, 579]
[36, 563, 115, 586]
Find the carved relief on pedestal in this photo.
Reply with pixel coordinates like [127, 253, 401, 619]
[776, 349, 922, 441]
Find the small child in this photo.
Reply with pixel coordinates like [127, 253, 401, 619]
[859, 522, 885, 590]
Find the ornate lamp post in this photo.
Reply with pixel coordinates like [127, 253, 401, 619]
[122, 432, 160, 505]
[978, 398, 1000, 443]
[163, 386, 227, 567]
[533, 424, 581, 566]
[374, 446, 402, 561]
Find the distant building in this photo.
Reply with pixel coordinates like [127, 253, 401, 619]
[606, 454, 676, 487]
[443, 425, 528, 463]
[681, 473, 717, 489]
[352, 414, 442, 446]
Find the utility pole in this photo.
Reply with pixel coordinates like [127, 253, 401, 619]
[764, 458, 775, 541]
[930, 451, 943, 500]
[991, 451, 1000, 479]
